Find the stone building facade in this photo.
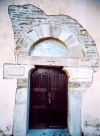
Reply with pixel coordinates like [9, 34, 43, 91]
[0, 1, 100, 136]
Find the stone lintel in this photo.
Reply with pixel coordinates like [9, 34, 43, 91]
[18, 56, 93, 67]
[17, 55, 81, 66]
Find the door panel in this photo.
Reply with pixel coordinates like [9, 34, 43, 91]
[29, 67, 68, 129]
[49, 69, 67, 128]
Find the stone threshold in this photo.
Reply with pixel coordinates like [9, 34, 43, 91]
[26, 129, 70, 136]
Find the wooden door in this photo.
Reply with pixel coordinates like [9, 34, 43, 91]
[29, 67, 68, 129]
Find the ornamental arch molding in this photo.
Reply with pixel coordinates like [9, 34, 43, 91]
[3, 5, 99, 136]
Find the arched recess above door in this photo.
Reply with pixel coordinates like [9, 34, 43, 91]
[29, 38, 68, 57]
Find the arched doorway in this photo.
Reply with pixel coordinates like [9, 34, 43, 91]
[29, 66, 68, 129]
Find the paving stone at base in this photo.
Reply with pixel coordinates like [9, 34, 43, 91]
[26, 129, 70, 136]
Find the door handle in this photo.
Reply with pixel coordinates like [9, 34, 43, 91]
[48, 92, 51, 104]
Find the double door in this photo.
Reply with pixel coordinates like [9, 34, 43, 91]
[29, 67, 68, 128]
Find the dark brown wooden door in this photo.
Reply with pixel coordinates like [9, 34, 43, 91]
[29, 67, 68, 129]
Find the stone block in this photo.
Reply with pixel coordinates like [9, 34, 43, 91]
[64, 35, 83, 58]
[79, 37, 95, 44]
[15, 34, 34, 55]
[68, 90, 82, 136]
[14, 51, 29, 56]
[3, 64, 35, 79]
[86, 52, 99, 58]
[15, 88, 27, 103]
[39, 24, 50, 37]
[84, 45, 97, 52]
[34, 26, 43, 39]
[49, 24, 53, 37]
[58, 29, 72, 42]
[69, 82, 92, 91]
[79, 58, 91, 67]
[52, 25, 61, 38]
[27, 30, 39, 42]
[17, 78, 28, 88]
[90, 58, 99, 67]
[23, 34, 34, 45]
[64, 67, 93, 82]
[68, 43, 83, 58]
[65, 35, 78, 45]
[8, 67, 24, 76]
[4, 65, 25, 78]
[69, 82, 81, 88]
[13, 88, 27, 136]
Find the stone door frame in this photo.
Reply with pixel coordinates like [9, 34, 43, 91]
[4, 56, 94, 136]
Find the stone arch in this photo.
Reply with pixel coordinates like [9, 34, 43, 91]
[15, 22, 99, 72]
[15, 23, 83, 58]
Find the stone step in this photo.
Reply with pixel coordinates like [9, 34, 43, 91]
[26, 129, 70, 136]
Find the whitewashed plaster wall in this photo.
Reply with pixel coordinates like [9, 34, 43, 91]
[0, 0, 100, 135]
